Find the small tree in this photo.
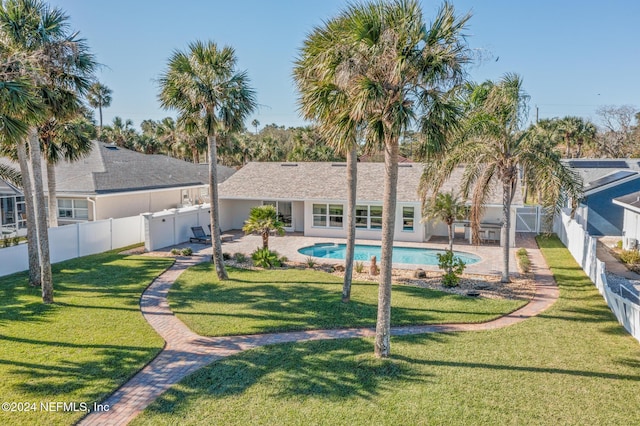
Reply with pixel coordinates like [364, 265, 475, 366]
[422, 191, 468, 252]
[242, 205, 285, 250]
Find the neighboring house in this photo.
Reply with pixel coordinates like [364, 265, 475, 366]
[0, 141, 236, 225]
[0, 179, 25, 235]
[218, 162, 524, 246]
[568, 159, 640, 236]
[612, 191, 640, 249]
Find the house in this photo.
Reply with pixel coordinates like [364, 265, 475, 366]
[0, 141, 236, 225]
[0, 179, 25, 235]
[218, 162, 524, 246]
[568, 159, 640, 236]
[612, 191, 640, 249]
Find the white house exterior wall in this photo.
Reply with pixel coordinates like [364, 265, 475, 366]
[303, 200, 424, 242]
[622, 209, 640, 242]
[92, 186, 206, 221]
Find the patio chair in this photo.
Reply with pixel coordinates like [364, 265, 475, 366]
[208, 224, 234, 242]
[190, 226, 211, 244]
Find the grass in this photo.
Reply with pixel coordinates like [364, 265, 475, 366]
[134, 235, 640, 425]
[169, 265, 525, 336]
[0, 251, 173, 426]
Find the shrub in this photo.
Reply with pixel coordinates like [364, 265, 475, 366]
[516, 248, 531, 274]
[233, 252, 247, 263]
[180, 247, 193, 256]
[1, 237, 10, 248]
[620, 249, 640, 265]
[616, 240, 623, 249]
[437, 250, 466, 287]
[355, 261, 364, 273]
[222, 252, 231, 261]
[11, 236, 20, 246]
[252, 247, 282, 268]
[305, 256, 316, 268]
[170, 248, 180, 255]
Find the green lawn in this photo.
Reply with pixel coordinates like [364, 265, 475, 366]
[169, 265, 525, 336]
[134, 236, 640, 425]
[0, 251, 173, 426]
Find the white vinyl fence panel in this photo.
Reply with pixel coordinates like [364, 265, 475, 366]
[143, 204, 211, 251]
[0, 215, 144, 278]
[555, 209, 640, 343]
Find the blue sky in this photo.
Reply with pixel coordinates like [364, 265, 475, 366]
[50, 0, 640, 131]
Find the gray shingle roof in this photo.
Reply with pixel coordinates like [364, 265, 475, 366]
[565, 158, 640, 191]
[219, 162, 523, 206]
[613, 191, 640, 210]
[2, 141, 236, 195]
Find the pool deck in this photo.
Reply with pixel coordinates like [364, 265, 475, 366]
[160, 230, 529, 275]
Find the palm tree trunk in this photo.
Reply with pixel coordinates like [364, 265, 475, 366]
[98, 103, 103, 136]
[192, 146, 199, 164]
[208, 132, 228, 280]
[448, 222, 454, 252]
[46, 161, 58, 228]
[500, 179, 512, 283]
[16, 139, 41, 287]
[375, 140, 399, 358]
[342, 146, 357, 303]
[28, 128, 54, 302]
[262, 231, 269, 250]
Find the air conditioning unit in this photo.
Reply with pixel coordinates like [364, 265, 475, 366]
[623, 237, 637, 250]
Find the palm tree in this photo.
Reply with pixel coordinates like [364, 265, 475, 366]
[102, 116, 136, 147]
[294, 14, 362, 304]
[251, 118, 260, 135]
[0, 0, 97, 303]
[39, 116, 93, 227]
[159, 40, 256, 280]
[301, 0, 470, 358]
[421, 74, 581, 283]
[86, 82, 112, 135]
[0, 62, 44, 287]
[422, 191, 468, 252]
[242, 205, 285, 250]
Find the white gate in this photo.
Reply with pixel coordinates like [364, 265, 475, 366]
[515, 206, 540, 233]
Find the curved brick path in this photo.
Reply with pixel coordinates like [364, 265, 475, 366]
[79, 242, 557, 426]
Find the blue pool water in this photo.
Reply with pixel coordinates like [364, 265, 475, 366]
[298, 243, 480, 266]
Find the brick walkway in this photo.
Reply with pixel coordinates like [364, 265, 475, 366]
[78, 237, 557, 425]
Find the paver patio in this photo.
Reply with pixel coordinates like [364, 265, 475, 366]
[79, 234, 557, 425]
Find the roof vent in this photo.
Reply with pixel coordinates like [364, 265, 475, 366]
[399, 164, 413, 168]
[105, 146, 119, 151]
[280, 163, 298, 167]
[331, 163, 346, 167]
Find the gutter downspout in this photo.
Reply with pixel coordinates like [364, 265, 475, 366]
[87, 197, 97, 221]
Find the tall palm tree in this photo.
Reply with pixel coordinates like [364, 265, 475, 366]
[39, 116, 93, 227]
[422, 191, 468, 252]
[102, 116, 135, 147]
[86, 82, 112, 135]
[251, 118, 260, 135]
[421, 74, 582, 283]
[302, 0, 470, 358]
[159, 40, 256, 280]
[0, 0, 96, 303]
[294, 13, 362, 304]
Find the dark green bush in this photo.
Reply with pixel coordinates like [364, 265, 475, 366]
[180, 247, 193, 256]
[437, 250, 466, 287]
[252, 247, 282, 268]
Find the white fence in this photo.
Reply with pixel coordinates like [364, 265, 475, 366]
[143, 204, 211, 251]
[555, 209, 640, 343]
[0, 215, 144, 278]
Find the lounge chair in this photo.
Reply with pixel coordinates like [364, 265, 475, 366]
[190, 226, 211, 244]
[208, 224, 234, 242]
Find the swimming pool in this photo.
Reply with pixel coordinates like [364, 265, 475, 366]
[298, 243, 480, 266]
